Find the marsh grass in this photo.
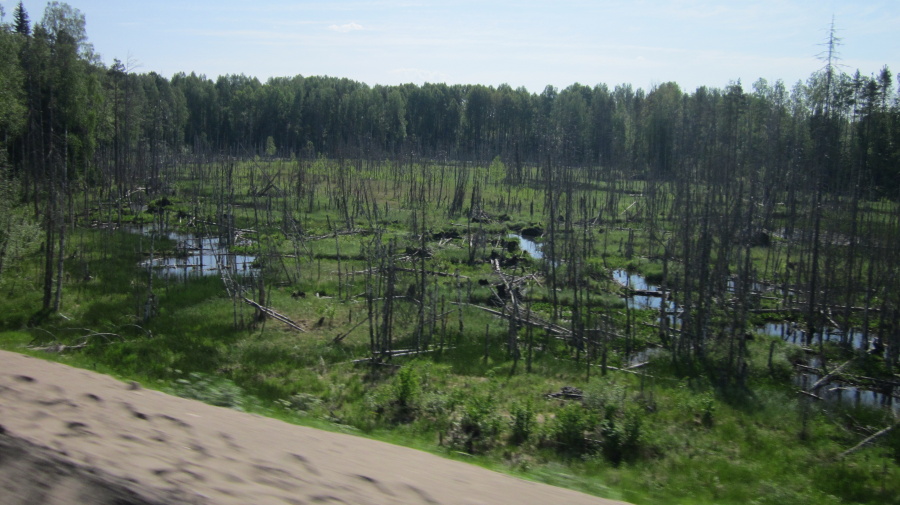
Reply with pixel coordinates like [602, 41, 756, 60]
[2, 160, 899, 505]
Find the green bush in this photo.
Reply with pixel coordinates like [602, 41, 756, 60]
[279, 392, 322, 414]
[366, 365, 424, 424]
[551, 403, 596, 456]
[393, 365, 421, 409]
[170, 372, 246, 410]
[687, 390, 716, 428]
[417, 390, 457, 433]
[448, 393, 501, 454]
[581, 378, 644, 464]
[583, 378, 625, 419]
[599, 409, 642, 465]
[814, 460, 889, 504]
[888, 425, 900, 464]
[508, 400, 536, 445]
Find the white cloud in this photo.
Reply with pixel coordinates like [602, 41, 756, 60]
[390, 67, 449, 83]
[328, 22, 363, 33]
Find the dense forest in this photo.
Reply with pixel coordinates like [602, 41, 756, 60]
[2, 4, 899, 191]
[3, 3, 900, 504]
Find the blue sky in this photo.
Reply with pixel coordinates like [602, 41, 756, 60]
[5, 0, 899, 93]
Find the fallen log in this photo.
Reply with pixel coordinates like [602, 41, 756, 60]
[748, 308, 802, 314]
[28, 332, 127, 353]
[352, 267, 469, 279]
[351, 348, 443, 364]
[838, 422, 900, 459]
[452, 302, 571, 337]
[799, 390, 825, 401]
[240, 296, 306, 332]
[810, 360, 853, 393]
[546, 386, 583, 400]
[306, 229, 372, 241]
[631, 289, 664, 297]
[331, 318, 369, 344]
[748, 306, 882, 314]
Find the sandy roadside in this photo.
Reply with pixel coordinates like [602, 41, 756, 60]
[0, 350, 631, 505]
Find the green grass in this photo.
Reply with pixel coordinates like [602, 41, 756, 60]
[2, 159, 900, 505]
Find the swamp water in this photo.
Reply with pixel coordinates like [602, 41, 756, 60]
[616, 269, 897, 414]
[130, 224, 257, 280]
[509, 233, 543, 259]
[511, 233, 896, 412]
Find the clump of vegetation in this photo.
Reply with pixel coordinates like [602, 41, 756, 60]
[278, 392, 323, 414]
[448, 392, 502, 455]
[690, 391, 716, 428]
[508, 400, 536, 446]
[549, 403, 596, 456]
[169, 373, 247, 410]
[392, 365, 421, 417]
[598, 408, 643, 465]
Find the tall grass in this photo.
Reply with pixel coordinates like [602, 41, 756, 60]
[1, 161, 898, 505]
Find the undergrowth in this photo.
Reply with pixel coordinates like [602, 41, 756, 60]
[1, 178, 898, 505]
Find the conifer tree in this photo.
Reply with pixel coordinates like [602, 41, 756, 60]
[13, 1, 29, 36]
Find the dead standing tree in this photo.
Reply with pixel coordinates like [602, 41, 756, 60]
[363, 234, 398, 363]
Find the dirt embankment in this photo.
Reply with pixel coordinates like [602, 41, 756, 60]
[0, 350, 630, 505]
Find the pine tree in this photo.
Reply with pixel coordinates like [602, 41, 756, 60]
[13, 1, 29, 36]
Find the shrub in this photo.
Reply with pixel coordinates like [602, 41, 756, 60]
[583, 378, 625, 419]
[393, 365, 420, 409]
[170, 372, 246, 410]
[600, 409, 642, 465]
[366, 365, 423, 424]
[688, 391, 716, 428]
[418, 390, 457, 433]
[448, 393, 501, 454]
[888, 424, 900, 464]
[551, 403, 596, 456]
[582, 378, 644, 464]
[508, 400, 536, 445]
[280, 392, 322, 414]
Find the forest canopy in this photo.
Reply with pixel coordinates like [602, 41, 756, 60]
[0, 2, 898, 198]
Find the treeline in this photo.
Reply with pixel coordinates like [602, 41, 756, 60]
[1, 2, 899, 198]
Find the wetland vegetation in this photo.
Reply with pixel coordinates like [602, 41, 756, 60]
[2, 4, 900, 504]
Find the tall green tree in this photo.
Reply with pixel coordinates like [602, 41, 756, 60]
[0, 19, 25, 145]
[40, 1, 94, 61]
[13, 1, 29, 36]
[17, 2, 99, 312]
